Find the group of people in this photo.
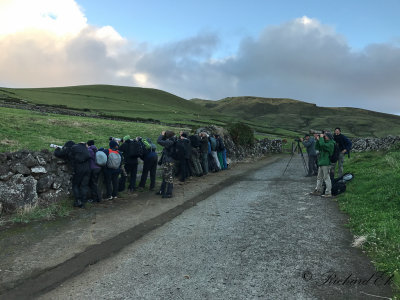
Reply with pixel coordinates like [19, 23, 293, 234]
[300, 127, 352, 198]
[54, 131, 228, 208]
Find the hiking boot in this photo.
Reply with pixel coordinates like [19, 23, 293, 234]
[162, 183, 173, 198]
[310, 190, 322, 196]
[106, 196, 113, 201]
[156, 181, 166, 196]
[321, 194, 333, 198]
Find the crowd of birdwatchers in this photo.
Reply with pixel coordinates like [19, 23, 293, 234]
[54, 131, 227, 208]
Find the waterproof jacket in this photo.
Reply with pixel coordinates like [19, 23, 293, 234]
[157, 135, 176, 164]
[88, 145, 101, 170]
[315, 138, 335, 166]
[302, 137, 317, 156]
[119, 139, 139, 165]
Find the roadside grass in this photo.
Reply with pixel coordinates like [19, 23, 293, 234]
[337, 148, 400, 295]
[0, 107, 189, 152]
[11, 198, 73, 223]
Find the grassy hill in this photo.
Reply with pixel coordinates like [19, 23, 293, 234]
[192, 96, 400, 137]
[0, 85, 230, 126]
[1, 85, 400, 149]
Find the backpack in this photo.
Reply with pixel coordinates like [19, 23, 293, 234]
[324, 172, 354, 196]
[330, 143, 340, 163]
[71, 144, 90, 163]
[95, 151, 107, 166]
[107, 149, 121, 169]
[128, 140, 143, 158]
[209, 136, 217, 151]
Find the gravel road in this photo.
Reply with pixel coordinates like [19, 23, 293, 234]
[39, 156, 392, 300]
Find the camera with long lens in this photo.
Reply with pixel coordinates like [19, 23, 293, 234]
[109, 136, 121, 143]
[49, 144, 62, 149]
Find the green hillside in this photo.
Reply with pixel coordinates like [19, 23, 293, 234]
[0, 85, 229, 126]
[1, 85, 399, 143]
[192, 96, 400, 137]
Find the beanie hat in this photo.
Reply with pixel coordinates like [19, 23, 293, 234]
[87, 140, 95, 146]
[109, 140, 118, 149]
[123, 135, 131, 141]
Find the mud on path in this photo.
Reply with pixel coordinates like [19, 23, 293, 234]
[0, 155, 282, 299]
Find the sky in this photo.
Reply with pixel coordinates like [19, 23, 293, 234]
[0, 0, 400, 115]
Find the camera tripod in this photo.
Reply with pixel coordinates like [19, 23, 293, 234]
[283, 140, 309, 175]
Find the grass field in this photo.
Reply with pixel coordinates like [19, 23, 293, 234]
[0, 107, 189, 152]
[2, 85, 400, 140]
[337, 148, 400, 295]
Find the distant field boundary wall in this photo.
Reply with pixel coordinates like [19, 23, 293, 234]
[350, 136, 400, 152]
[0, 125, 282, 214]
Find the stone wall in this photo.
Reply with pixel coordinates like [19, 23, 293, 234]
[350, 136, 400, 152]
[0, 150, 72, 213]
[0, 126, 282, 214]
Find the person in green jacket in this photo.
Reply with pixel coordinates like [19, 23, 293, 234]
[310, 132, 335, 197]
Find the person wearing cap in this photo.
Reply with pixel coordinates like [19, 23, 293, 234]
[300, 134, 318, 177]
[310, 132, 335, 198]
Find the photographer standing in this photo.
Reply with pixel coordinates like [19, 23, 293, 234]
[332, 127, 352, 178]
[310, 132, 335, 198]
[156, 131, 176, 198]
[300, 134, 318, 177]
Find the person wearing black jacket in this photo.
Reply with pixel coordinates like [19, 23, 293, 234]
[199, 132, 209, 175]
[69, 142, 91, 208]
[176, 132, 192, 182]
[138, 138, 158, 191]
[332, 127, 352, 178]
[54, 141, 87, 208]
[119, 135, 140, 193]
[157, 131, 176, 198]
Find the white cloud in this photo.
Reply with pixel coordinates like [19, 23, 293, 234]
[0, 3, 399, 115]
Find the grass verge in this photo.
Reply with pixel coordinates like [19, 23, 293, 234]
[11, 198, 73, 224]
[337, 148, 400, 297]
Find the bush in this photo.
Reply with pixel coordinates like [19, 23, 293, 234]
[227, 122, 255, 146]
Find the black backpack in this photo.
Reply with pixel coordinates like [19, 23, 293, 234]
[71, 144, 90, 163]
[330, 143, 340, 163]
[128, 140, 143, 158]
[324, 173, 354, 196]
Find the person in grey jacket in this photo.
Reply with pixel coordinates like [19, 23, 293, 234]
[156, 130, 176, 198]
[301, 134, 318, 177]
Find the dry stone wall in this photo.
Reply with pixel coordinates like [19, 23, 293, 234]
[350, 136, 400, 152]
[0, 126, 283, 214]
